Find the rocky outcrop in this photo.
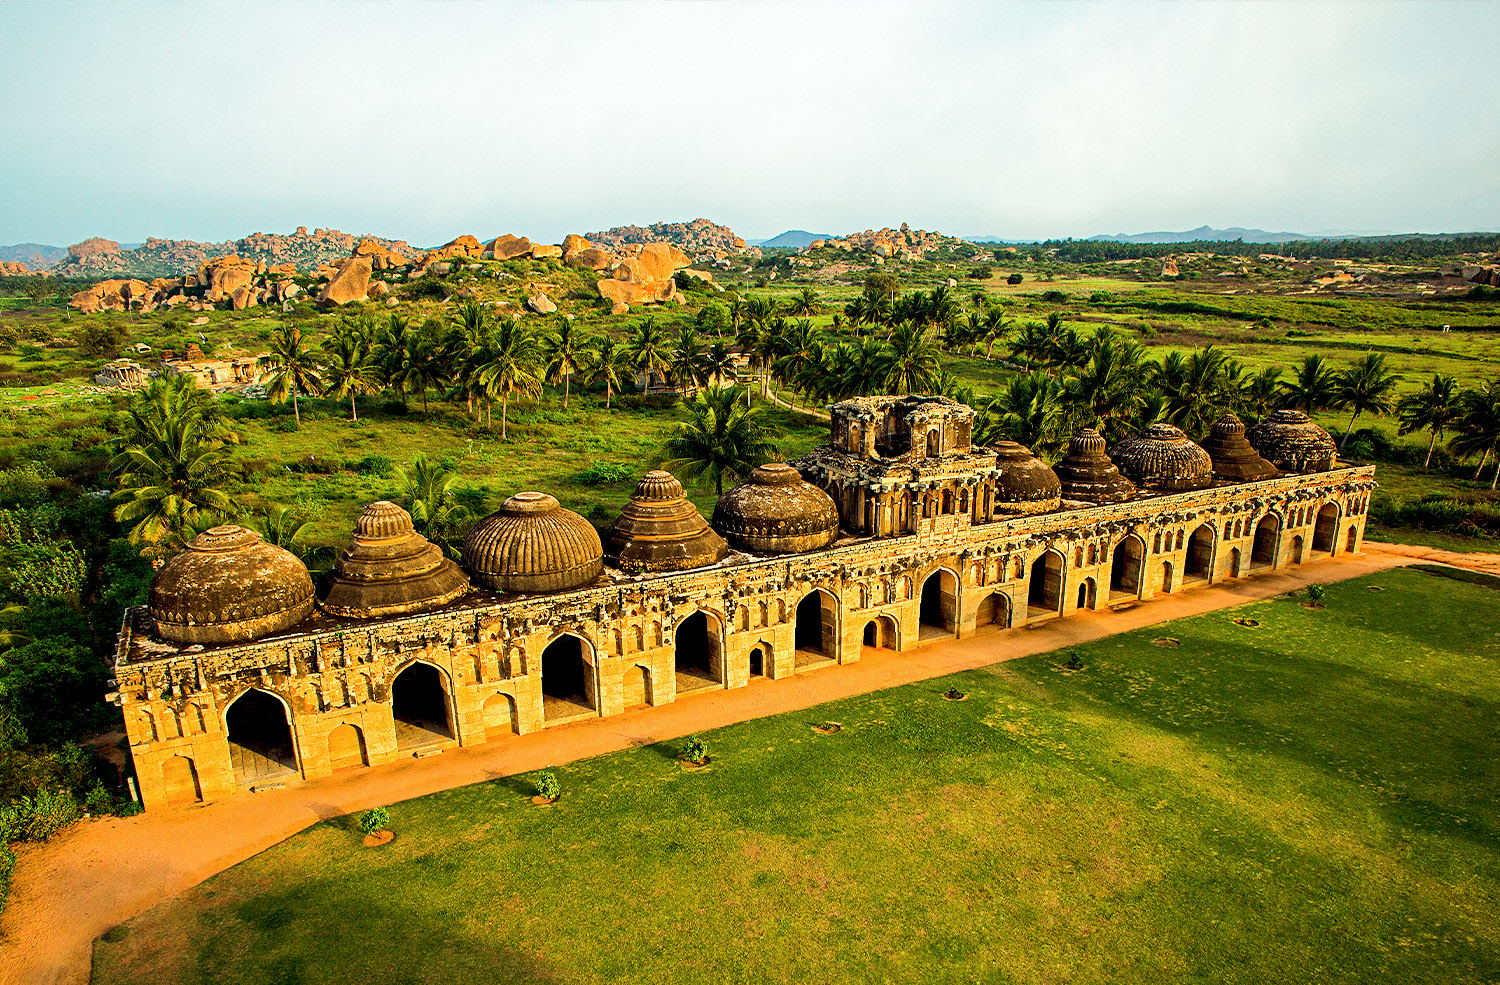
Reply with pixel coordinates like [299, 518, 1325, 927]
[486, 234, 532, 261]
[585, 218, 745, 258]
[1161, 258, 1180, 277]
[567, 247, 615, 270]
[199, 255, 256, 301]
[69, 279, 152, 314]
[529, 243, 563, 260]
[0, 260, 30, 276]
[353, 239, 410, 270]
[526, 292, 556, 314]
[596, 242, 691, 308]
[318, 256, 373, 306]
[801, 224, 949, 261]
[561, 234, 591, 263]
[69, 237, 120, 259]
[53, 228, 411, 279]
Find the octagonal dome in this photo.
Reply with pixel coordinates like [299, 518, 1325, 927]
[1244, 410, 1338, 473]
[1054, 428, 1137, 504]
[1201, 413, 1280, 483]
[1109, 423, 1213, 493]
[461, 492, 603, 594]
[711, 463, 839, 555]
[148, 525, 315, 644]
[992, 441, 1061, 515]
[321, 501, 471, 619]
[606, 470, 728, 574]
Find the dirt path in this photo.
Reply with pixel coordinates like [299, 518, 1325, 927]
[764, 388, 830, 420]
[0, 547, 1457, 985]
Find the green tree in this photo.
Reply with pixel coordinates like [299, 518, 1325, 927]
[257, 324, 324, 426]
[1397, 374, 1463, 468]
[668, 326, 709, 394]
[374, 314, 415, 407]
[583, 334, 631, 410]
[881, 323, 942, 394]
[786, 287, 819, 317]
[320, 326, 379, 422]
[978, 370, 1067, 456]
[475, 320, 544, 436]
[1451, 382, 1500, 488]
[626, 317, 675, 391]
[1065, 329, 1150, 440]
[772, 319, 821, 409]
[660, 387, 779, 495]
[1279, 354, 1338, 414]
[398, 455, 474, 554]
[1332, 353, 1401, 449]
[545, 317, 585, 409]
[110, 398, 238, 548]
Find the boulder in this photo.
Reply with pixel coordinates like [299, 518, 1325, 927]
[529, 244, 563, 261]
[487, 234, 532, 261]
[230, 286, 257, 310]
[611, 242, 691, 283]
[611, 301, 629, 315]
[431, 235, 483, 260]
[278, 281, 301, 302]
[385, 297, 400, 307]
[318, 256, 373, 305]
[682, 269, 714, 283]
[567, 247, 614, 270]
[200, 255, 256, 300]
[191, 316, 210, 327]
[598, 277, 677, 306]
[369, 281, 390, 298]
[1161, 258, 1180, 277]
[561, 234, 590, 262]
[526, 292, 557, 314]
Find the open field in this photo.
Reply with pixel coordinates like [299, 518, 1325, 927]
[90, 566, 1500, 985]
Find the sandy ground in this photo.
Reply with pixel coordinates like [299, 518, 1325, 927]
[0, 544, 1478, 985]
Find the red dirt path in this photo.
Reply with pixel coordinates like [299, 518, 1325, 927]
[0, 545, 1474, 985]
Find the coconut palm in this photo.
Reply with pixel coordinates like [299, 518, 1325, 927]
[626, 317, 675, 392]
[254, 504, 334, 570]
[320, 326, 379, 421]
[659, 386, 779, 495]
[786, 287, 820, 317]
[977, 370, 1066, 455]
[545, 317, 586, 408]
[374, 313, 415, 406]
[475, 320, 545, 436]
[881, 322, 942, 394]
[1332, 353, 1401, 449]
[1397, 374, 1463, 468]
[397, 454, 474, 554]
[1156, 345, 1232, 434]
[1065, 331, 1149, 440]
[772, 319, 820, 408]
[668, 326, 710, 394]
[583, 334, 632, 410]
[1451, 382, 1500, 487]
[705, 340, 736, 387]
[1239, 366, 1284, 420]
[981, 305, 1012, 359]
[1279, 354, 1338, 414]
[257, 324, 324, 426]
[828, 337, 888, 400]
[111, 406, 238, 548]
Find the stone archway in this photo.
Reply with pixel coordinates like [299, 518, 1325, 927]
[1346, 526, 1359, 554]
[392, 662, 452, 749]
[862, 614, 898, 651]
[1160, 561, 1174, 594]
[482, 692, 520, 737]
[1185, 524, 1215, 580]
[1313, 503, 1340, 553]
[794, 590, 838, 668]
[1227, 547, 1242, 578]
[1109, 536, 1146, 599]
[1251, 515, 1281, 568]
[1291, 535, 1305, 564]
[919, 569, 959, 640]
[1028, 551, 1064, 616]
[974, 592, 1011, 631]
[327, 722, 368, 771]
[542, 634, 594, 721]
[224, 688, 297, 785]
[674, 610, 723, 692]
[1076, 577, 1097, 611]
[161, 755, 202, 805]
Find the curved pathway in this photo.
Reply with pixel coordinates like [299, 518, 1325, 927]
[0, 545, 1472, 985]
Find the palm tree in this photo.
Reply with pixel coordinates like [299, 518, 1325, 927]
[545, 317, 585, 408]
[882, 322, 942, 394]
[258, 324, 323, 426]
[1156, 345, 1232, 434]
[1451, 383, 1500, 488]
[475, 320, 544, 436]
[374, 314, 415, 406]
[1279, 354, 1337, 414]
[772, 319, 820, 408]
[668, 325, 710, 394]
[254, 504, 333, 569]
[1332, 353, 1401, 449]
[981, 305, 1012, 359]
[393, 329, 447, 413]
[978, 370, 1066, 455]
[321, 326, 379, 421]
[659, 387, 779, 495]
[111, 403, 238, 548]
[626, 317, 675, 392]
[1397, 374, 1462, 468]
[398, 454, 474, 555]
[705, 340, 736, 387]
[786, 287, 819, 317]
[1240, 366, 1284, 420]
[1065, 331, 1149, 440]
[583, 334, 631, 409]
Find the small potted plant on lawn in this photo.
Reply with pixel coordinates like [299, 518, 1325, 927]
[358, 807, 393, 847]
[532, 770, 560, 805]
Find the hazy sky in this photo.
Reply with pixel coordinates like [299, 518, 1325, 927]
[2, 1, 1496, 247]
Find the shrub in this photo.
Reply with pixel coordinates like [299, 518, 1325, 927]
[1006, 273, 1024, 285]
[1307, 584, 1328, 605]
[357, 807, 390, 835]
[967, 265, 992, 280]
[1041, 290, 1068, 304]
[534, 771, 560, 800]
[685, 736, 708, 764]
[578, 462, 635, 485]
[403, 276, 450, 300]
[1088, 290, 1115, 303]
[1063, 652, 1084, 670]
[355, 454, 394, 478]
[0, 786, 81, 843]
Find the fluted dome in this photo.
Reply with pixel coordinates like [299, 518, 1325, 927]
[1245, 410, 1338, 473]
[1054, 429, 1137, 504]
[462, 492, 603, 594]
[606, 470, 729, 574]
[1109, 423, 1213, 493]
[321, 501, 471, 619]
[992, 441, 1062, 515]
[148, 525, 315, 644]
[1201, 413, 1280, 483]
[712, 463, 839, 555]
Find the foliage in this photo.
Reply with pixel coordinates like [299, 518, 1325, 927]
[1306, 584, 1328, 605]
[659, 387, 779, 495]
[577, 462, 635, 485]
[0, 785, 80, 843]
[397, 455, 472, 555]
[533, 770, 560, 800]
[684, 736, 708, 764]
[357, 807, 390, 835]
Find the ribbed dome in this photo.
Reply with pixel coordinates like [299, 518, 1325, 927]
[321, 501, 471, 619]
[1109, 423, 1213, 493]
[711, 463, 839, 555]
[1054, 428, 1137, 504]
[1201, 413, 1280, 483]
[992, 441, 1061, 515]
[462, 492, 603, 594]
[1245, 410, 1338, 474]
[148, 525, 315, 644]
[606, 470, 729, 574]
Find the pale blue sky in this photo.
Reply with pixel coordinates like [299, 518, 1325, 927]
[1, 0, 1495, 247]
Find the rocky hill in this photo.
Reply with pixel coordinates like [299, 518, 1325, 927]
[52, 227, 414, 279]
[755, 229, 833, 249]
[0, 243, 68, 271]
[585, 218, 745, 258]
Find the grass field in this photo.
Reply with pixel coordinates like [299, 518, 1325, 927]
[90, 567, 1500, 985]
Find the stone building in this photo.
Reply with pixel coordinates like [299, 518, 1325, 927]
[112, 397, 1376, 810]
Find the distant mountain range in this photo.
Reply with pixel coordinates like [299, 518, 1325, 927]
[0, 243, 69, 269]
[750, 230, 833, 248]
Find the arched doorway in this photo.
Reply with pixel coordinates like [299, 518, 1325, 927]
[327, 722, 368, 771]
[919, 569, 958, 641]
[927, 429, 941, 457]
[1251, 515, 1280, 568]
[748, 644, 768, 678]
[482, 692, 520, 736]
[392, 662, 452, 748]
[621, 666, 651, 708]
[225, 688, 297, 784]
[794, 590, 837, 668]
[1028, 552, 1063, 617]
[862, 615, 898, 650]
[542, 635, 593, 720]
[1185, 524, 1214, 581]
[1291, 535, 1305, 565]
[1109, 536, 1145, 599]
[1160, 561, 1174, 594]
[1313, 504, 1340, 553]
[974, 592, 1011, 631]
[1076, 577, 1097, 611]
[1227, 548, 1242, 578]
[161, 755, 202, 805]
[1346, 527, 1359, 554]
[674, 611, 722, 692]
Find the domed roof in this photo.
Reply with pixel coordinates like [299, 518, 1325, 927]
[462, 492, 603, 594]
[1244, 410, 1338, 474]
[148, 525, 315, 644]
[606, 470, 729, 574]
[1054, 428, 1137, 504]
[1201, 413, 1280, 483]
[321, 501, 471, 619]
[711, 463, 839, 555]
[992, 441, 1061, 515]
[1109, 423, 1213, 493]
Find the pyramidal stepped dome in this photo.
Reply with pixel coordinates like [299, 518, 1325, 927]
[148, 525, 315, 644]
[1109, 423, 1213, 493]
[1201, 413, 1279, 483]
[1245, 410, 1338, 474]
[462, 492, 603, 594]
[606, 470, 729, 573]
[991, 441, 1061, 514]
[321, 501, 471, 619]
[712, 463, 839, 555]
[1053, 428, 1137, 504]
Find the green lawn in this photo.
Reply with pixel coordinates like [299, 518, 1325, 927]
[92, 567, 1500, 984]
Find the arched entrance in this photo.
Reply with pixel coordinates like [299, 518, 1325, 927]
[327, 722, 368, 771]
[1028, 552, 1063, 617]
[1313, 504, 1340, 553]
[919, 569, 958, 641]
[1160, 561, 1174, 594]
[794, 590, 838, 668]
[1227, 548, 1242, 578]
[1109, 536, 1145, 599]
[748, 643, 769, 678]
[541, 634, 594, 721]
[974, 592, 1011, 631]
[1346, 527, 1359, 553]
[1291, 535, 1305, 564]
[862, 615, 898, 651]
[674, 611, 722, 692]
[392, 662, 452, 748]
[1251, 515, 1280, 568]
[482, 692, 520, 736]
[225, 688, 297, 785]
[161, 755, 202, 805]
[1185, 524, 1215, 581]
